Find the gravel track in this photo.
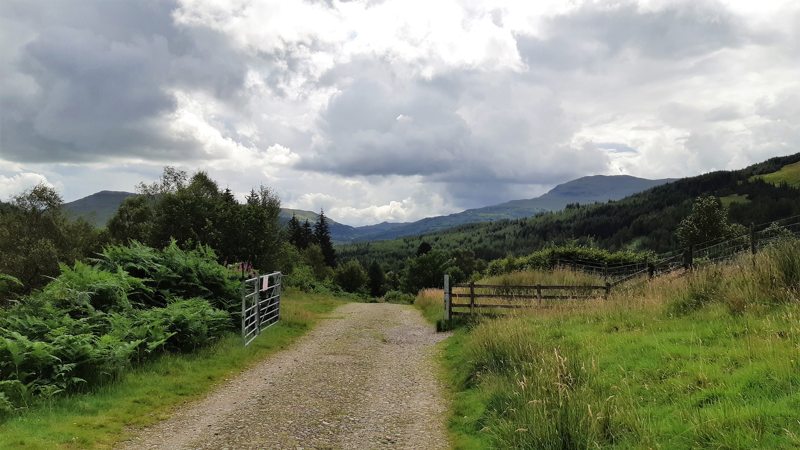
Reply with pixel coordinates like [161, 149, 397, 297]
[118, 302, 450, 450]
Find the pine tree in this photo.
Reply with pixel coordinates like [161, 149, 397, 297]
[314, 210, 337, 267]
[287, 214, 302, 248]
[301, 219, 314, 249]
[368, 261, 385, 297]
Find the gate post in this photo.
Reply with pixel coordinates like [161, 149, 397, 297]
[241, 279, 247, 344]
[254, 277, 261, 333]
[443, 274, 451, 322]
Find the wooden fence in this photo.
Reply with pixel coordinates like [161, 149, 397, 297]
[443, 274, 610, 320]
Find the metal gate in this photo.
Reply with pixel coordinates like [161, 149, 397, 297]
[242, 271, 282, 346]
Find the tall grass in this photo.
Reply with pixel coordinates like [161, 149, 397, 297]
[445, 238, 800, 449]
[480, 268, 605, 287]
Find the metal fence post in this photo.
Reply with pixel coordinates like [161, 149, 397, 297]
[241, 279, 247, 344]
[443, 274, 451, 322]
[254, 278, 261, 333]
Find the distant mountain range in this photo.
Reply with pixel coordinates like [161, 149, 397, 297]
[63, 174, 673, 241]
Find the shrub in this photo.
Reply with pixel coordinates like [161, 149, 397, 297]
[334, 260, 368, 293]
[97, 241, 240, 314]
[384, 290, 415, 304]
[137, 299, 231, 353]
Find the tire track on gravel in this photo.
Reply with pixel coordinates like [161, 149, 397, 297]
[118, 302, 450, 450]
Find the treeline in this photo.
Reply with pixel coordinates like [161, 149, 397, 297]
[340, 153, 800, 269]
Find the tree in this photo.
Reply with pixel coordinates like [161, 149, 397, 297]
[416, 241, 432, 256]
[0, 184, 103, 291]
[108, 168, 284, 271]
[368, 261, 386, 297]
[108, 196, 154, 243]
[314, 210, 336, 267]
[676, 196, 743, 247]
[301, 219, 314, 248]
[402, 250, 452, 294]
[287, 214, 302, 248]
[334, 260, 368, 293]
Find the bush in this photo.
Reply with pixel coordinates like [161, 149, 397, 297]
[384, 290, 415, 304]
[137, 299, 231, 353]
[0, 242, 238, 414]
[486, 245, 648, 276]
[96, 241, 240, 314]
[334, 260, 368, 293]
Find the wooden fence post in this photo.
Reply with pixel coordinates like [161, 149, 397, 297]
[750, 223, 756, 255]
[443, 274, 451, 322]
[469, 281, 475, 315]
[536, 284, 542, 304]
[604, 282, 611, 300]
[684, 245, 694, 270]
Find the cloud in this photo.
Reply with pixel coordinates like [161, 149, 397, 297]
[0, 171, 51, 200]
[1, 0, 799, 225]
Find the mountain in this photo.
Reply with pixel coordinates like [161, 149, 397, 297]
[63, 174, 672, 240]
[346, 175, 674, 242]
[64, 192, 363, 239]
[278, 208, 363, 242]
[340, 153, 800, 271]
[64, 191, 136, 227]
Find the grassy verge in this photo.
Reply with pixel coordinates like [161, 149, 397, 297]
[438, 240, 800, 448]
[0, 290, 345, 449]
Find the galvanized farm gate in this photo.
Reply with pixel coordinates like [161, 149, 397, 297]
[242, 271, 282, 346]
[443, 274, 609, 321]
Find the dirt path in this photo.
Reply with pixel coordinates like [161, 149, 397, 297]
[118, 302, 450, 450]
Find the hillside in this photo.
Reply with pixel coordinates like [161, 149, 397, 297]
[64, 192, 358, 238]
[341, 153, 800, 270]
[64, 191, 136, 227]
[343, 175, 673, 242]
[64, 174, 669, 241]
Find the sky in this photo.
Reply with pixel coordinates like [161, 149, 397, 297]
[0, 0, 798, 226]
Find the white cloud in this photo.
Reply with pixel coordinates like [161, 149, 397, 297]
[0, 172, 51, 200]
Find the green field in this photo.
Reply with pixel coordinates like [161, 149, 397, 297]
[752, 161, 800, 188]
[422, 240, 800, 449]
[720, 193, 751, 207]
[0, 291, 345, 449]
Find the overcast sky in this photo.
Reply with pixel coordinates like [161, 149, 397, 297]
[0, 0, 798, 225]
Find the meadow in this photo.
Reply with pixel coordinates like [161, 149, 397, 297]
[416, 239, 800, 449]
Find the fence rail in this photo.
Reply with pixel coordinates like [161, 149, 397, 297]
[441, 215, 800, 322]
[242, 271, 282, 346]
[443, 276, 609, 320]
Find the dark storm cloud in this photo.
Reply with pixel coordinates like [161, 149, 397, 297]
[0, 0, 249, 163]
[517, 1, 746, 71]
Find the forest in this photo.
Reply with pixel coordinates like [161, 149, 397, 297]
[339, 153, 800, 272]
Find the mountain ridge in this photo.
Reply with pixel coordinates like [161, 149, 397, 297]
[63, 174, 673, 240]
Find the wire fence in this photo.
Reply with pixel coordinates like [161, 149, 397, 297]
[553, 217, 800, 287]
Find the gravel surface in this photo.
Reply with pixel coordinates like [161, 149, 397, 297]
[118, 302, 450, 450]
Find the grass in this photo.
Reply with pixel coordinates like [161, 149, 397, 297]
[752, 161, 800, 188]
[720, 193, 751, 208]
[414, 288, 445, 325]
[481, 268, 605, 286]
[0, 289, 345, 449]
[438, 240, 800, 449]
